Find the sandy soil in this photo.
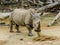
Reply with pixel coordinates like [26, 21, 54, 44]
[0, 15, 60, 45]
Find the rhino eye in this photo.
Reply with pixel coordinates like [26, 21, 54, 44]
[33, 17, 35, 19]
[36, 16, 39, 18]
[33, 24, 36, 27]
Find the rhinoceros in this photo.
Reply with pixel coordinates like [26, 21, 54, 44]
[9, 8, 41, 36]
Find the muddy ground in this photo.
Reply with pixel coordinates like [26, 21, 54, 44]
[0, 14, 60, 45]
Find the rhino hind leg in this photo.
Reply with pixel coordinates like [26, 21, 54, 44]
[10, 20, 14, 32]
[26, 24, 33, 36]
[16, 24, 21, 33]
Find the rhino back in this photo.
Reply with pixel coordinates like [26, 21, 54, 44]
[11, 9, 31, 25]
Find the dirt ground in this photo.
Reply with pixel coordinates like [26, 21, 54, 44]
[0, 15, 60, 45]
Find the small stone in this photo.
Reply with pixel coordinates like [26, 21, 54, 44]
[20, 38, 23, 41]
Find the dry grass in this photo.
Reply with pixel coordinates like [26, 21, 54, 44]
[0, 40, 6, 45]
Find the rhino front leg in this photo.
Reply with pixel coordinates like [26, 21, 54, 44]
[26, 24, 33, 36]
[16, 24, 21, 33]
[10, 20, 14, 32]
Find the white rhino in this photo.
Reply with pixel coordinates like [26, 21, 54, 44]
[9, 8, 41, 36]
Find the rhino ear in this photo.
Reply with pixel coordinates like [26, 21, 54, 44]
[37, 12, 43, 17]
[30, 11, 35, 16]
[39, 12, 44, 16]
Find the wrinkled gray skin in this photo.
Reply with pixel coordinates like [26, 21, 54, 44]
[9, 8, 41, 36]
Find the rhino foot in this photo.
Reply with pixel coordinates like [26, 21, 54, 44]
[16, 31, 21, 33]
[28, 33, 33, 36]
[10, 31, 14, 33]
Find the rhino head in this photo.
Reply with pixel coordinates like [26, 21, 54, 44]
[30, 9, 42, 37]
